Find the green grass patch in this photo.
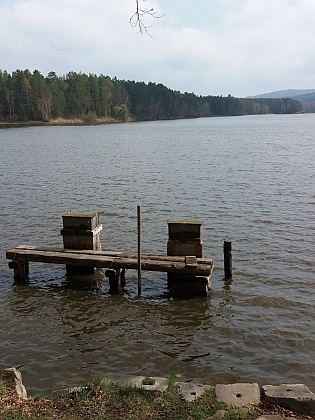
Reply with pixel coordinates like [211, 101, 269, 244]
[0, 377, 262, 420]
[142, 377, 156, 386]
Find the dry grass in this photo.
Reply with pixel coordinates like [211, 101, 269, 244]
[0, 116, 134, 129]
[49, 117, 121, 124]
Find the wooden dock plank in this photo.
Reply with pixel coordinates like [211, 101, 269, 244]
[12, 246, 213, 265]
[6, 247, 213, 276]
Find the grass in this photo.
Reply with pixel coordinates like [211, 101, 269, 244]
[142, 377, 156, 386]
[0, 376, 283, 420]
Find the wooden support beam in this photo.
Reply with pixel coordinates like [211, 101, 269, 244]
[185, 256, 198, 267]
[105, 268, 125, 293]
[8, 260, 29, 283]
[6, 247, 213, 277]
[14, 246, 212, 265]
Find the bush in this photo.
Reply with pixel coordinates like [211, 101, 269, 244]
[84, 111, 97, 123]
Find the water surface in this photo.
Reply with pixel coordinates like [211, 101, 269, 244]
[1, 114, 315, 393]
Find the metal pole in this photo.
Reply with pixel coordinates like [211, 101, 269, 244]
[137, 205, 142, 295]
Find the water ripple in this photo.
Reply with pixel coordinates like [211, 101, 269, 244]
[1, 115, 315, 393]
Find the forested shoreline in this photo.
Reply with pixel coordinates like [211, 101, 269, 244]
[0, 69, 303, 123]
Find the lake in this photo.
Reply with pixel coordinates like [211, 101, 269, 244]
[0, 114, 315, 394]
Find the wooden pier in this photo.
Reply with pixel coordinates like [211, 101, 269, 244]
[6, 246, 213, 275]
[6, 212, 215, 296]
[6, 246, 213, 294]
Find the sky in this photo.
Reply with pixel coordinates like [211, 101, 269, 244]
[0, 0, 314, 97]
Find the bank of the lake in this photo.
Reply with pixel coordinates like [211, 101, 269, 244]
[0, 117, 127, 129]
[0, 69, 303, 124]
[1, 370, 311, 420]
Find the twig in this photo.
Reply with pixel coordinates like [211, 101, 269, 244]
[130, 0, 164, 36]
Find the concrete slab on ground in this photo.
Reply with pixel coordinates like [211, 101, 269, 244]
[103, 373, 169, 394]
[262, 383, 315, 416]
[215, 383, 260, 407]
[176, 382, 213, 402]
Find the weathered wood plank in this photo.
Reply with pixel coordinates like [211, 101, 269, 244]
[185, 256, 198, 267]
[6, 247, 212, 276]
[12, 246, 213, 265]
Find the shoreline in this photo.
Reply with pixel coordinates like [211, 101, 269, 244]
[0, 117, 131, 129]
[0, 113, 309, 129]
[1, 369, 314, 418]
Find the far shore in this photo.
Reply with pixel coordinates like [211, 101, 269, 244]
[0, 116, 133, 129]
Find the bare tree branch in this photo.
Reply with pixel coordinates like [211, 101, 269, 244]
[130, 0, 164, 36]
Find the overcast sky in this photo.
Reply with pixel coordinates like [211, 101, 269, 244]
[1, 0, 314, 97]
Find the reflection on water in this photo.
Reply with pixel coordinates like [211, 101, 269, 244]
[65, 269, 105, 291]
[4, 270, 212, 393]
[1, 114, 315, 394]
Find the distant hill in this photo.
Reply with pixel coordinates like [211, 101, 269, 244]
[292, 92, 315, 103]
[248, 89, 315, 112]
[249, 89, 315, 100]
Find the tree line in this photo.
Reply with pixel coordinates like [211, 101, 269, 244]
[0, 69, 303, 123]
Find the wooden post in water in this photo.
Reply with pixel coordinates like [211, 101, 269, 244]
[137, 205, 142, 295]
[224, 240, 232, 279]
[8, 260, 29, 283]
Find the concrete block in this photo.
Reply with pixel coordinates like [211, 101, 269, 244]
[167, 241, 204, 258]
[215, 383, 260, 407]
[62, 212, 99, 230]
[103, 373, 169, 394]
[262, 383, 315, 416]
[167, 220, 203, 240]
[176, 382, 213, 402]
[0, 368, 27, 399]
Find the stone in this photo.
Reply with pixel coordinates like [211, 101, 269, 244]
[262, 383, 315, 416]
[0, 368, 27, 399]
[103, 373, 169, 394]
[215, 383, 260, 407]
[176, 382, 213, 402]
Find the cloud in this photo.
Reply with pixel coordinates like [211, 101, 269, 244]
[219, 0, 315, 93]
[0, 0, 314, 96]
